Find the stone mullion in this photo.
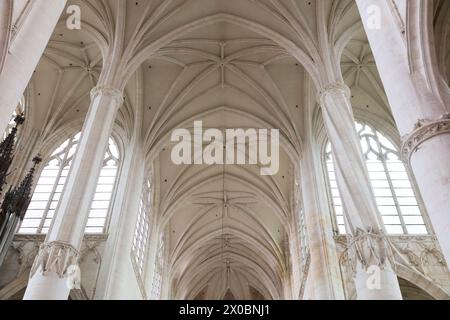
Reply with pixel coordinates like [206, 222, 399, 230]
[37, 143, 72, 234]
[403, 163, 433, 235]
[372, 132, 408, 235]
[103, 150, 122, 234]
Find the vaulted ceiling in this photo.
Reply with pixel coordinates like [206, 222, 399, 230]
[141, 18, 303, 300]
[23, 0, 450, 300]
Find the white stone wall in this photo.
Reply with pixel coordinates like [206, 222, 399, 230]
[335, 235, 450, 300]
[0, 235, 107, 300]
[2, 234, 449, 300]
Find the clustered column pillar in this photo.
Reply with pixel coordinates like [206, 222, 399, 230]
[0, 0, 67, 133]
[300, 156, 345, 300]
[357, 0, 450, 267]
[23, 86, 123, 300]
[299, 99, 345, 300]
[319, 83, 402, 300]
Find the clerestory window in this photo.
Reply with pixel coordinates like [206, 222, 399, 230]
[325, 122, 428, 235]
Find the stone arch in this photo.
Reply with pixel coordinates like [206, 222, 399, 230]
[124, 13, 320, 89]
[396, 264, 450, 300]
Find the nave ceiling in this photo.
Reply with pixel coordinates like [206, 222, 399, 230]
[16, 0, 450, 299]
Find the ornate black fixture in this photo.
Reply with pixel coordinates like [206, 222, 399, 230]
[0, 156, 41, 267]
[0, 114, 25, 196]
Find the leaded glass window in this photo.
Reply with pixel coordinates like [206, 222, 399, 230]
[86, 138, 120, 233]
[132, 177, 152, 275]
[150, 235, 165, 300]
[18, 133, 119, 234]
[325, 122, 428, 235]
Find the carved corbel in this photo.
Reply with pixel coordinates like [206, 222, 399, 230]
[344, 228, 396, 276]
[29, 241, 80, 279]
[90, 86, 124, 106]
[317, 82, 352, 107]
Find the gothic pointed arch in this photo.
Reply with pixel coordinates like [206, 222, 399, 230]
[18, 132, 120, 234]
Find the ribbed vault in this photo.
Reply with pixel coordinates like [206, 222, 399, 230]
[149, 27, 299, 298]
[25, 0, 382, 300]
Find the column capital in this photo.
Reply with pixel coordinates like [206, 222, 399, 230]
[29, 241, 80, 279]
[90, 86, 124, 105]
[317, 82, 351, 105]
[401, 113, 450, 163]
[343, 228, 396, 276]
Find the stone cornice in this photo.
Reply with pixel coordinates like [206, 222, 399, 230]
[335, 234, 438, 243]
[401, 113, 450, 163]
[14, 233, 108, 242]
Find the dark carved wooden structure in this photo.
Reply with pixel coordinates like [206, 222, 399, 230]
[0, 114, 25, 196]
[0, 156, 41, 266]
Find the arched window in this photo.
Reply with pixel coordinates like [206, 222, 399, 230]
[150, 235, 165, 300]
[88, 138, 120, 233]
[18, 133, 119, 234]
[325, 122, 428, 235]
[132, 177, 152, 276]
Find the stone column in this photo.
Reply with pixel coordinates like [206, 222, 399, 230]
[0, 0, 66, 133]
[319, 83, 402, 300]
[298, 93, 345, 300]
[94, 143, 146, 300]
[0, 0, 13, 72]
[299, 157, 345, 300]
[23, 86, 123, 300]
[357, 0, 450, 267]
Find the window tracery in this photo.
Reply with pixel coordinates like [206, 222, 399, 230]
[18, 134, 119, 234]
[325, 122, 428, 235]
[132, 176, 153, 275]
